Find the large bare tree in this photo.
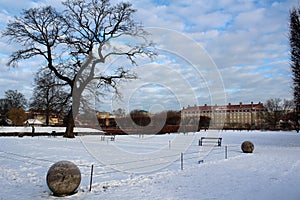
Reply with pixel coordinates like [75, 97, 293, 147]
[3, 0, 155, 137]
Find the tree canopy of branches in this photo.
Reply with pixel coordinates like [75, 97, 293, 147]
[0, 98, 11, 116]
[30, 68, 70, 125]
[4, 90, 27, 110]
[130, 109, 151, 127]
[264, 98, 294, 130]
[290, 7, 300, 132]
[107, 110, 181, 134]
[3, 0, 155, 137]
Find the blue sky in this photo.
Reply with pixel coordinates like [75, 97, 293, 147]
[0, 0, 298, 112]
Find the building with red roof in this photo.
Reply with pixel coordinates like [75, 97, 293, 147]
[181, 102, 267, 129]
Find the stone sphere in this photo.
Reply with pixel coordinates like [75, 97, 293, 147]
[241, 141, 254, 153]
[46, 161, 81, 196]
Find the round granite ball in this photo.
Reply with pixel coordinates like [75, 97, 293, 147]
[46, 161, 81, 196]
[241, 141, 254, 153]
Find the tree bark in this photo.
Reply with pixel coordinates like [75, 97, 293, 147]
[46, 108, 50, 126]
[64, 108, 75, 138]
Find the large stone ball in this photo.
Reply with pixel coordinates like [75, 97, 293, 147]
[241, 141, 254, 153]
[46, 161, 81, 196]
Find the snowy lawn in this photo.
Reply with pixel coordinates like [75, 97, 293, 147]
[0, 129, 300, 200]
[0, 126, 103, 134]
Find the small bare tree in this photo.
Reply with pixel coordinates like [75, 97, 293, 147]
[264, 98, 295, 129]
[30, 68, 70, 126]
[5, 90, 27, 110]
[3, 0, 155, 137]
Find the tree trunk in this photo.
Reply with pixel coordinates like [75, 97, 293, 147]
[64, 108, 75, 138]
[46, 109, 50, 126]
[297, 108, 300, 133]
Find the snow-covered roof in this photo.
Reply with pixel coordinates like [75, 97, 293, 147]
[24, 119, 44, 125]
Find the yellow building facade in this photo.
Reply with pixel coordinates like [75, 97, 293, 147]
[181, 102, 267, 129]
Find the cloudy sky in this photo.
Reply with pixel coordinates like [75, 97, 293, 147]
[0, 0, 298, 112]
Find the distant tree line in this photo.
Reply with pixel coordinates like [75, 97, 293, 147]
[1, 90, 298, 132]
[99, 98, 299, 134]
[99, 109, 211, 134]
[99, 110, 182, 134]
[263, 98, 296, 130]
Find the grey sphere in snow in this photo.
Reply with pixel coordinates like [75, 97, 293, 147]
[241, 141, 254, 153]
[46, 161, 81, 196]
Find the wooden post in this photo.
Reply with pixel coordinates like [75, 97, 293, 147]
[181, 153, 183, 170]
[225, 146, 228, 159]
[89, 164, 94, 192]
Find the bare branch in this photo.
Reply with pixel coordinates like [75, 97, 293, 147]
[2, 0, 156, 137]
[7, 47, 47, 67]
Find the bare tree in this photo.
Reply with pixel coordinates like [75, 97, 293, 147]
[264, 98, 295, 129]
[3, 0, 155, 137]
[264, 98, 283, 129]
[5, 90, 27, 110]
[0, 98, 12, 116]
[30, 68, 70, 125]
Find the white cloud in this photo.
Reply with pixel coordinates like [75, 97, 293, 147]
[0, 0, 298, 111]
[220, 60, 292, 104]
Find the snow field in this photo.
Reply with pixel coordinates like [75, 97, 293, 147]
[0, 130, 300, 199]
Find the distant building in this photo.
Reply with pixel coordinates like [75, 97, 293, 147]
[97, 112, 116, 127]
[24, 119, 44, 126]
[27, 110, 62, 126]
[181, 102, 267, 129]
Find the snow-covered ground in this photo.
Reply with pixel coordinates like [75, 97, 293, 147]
[0, 126, 104, 134]
[0, 129, 300, 200]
